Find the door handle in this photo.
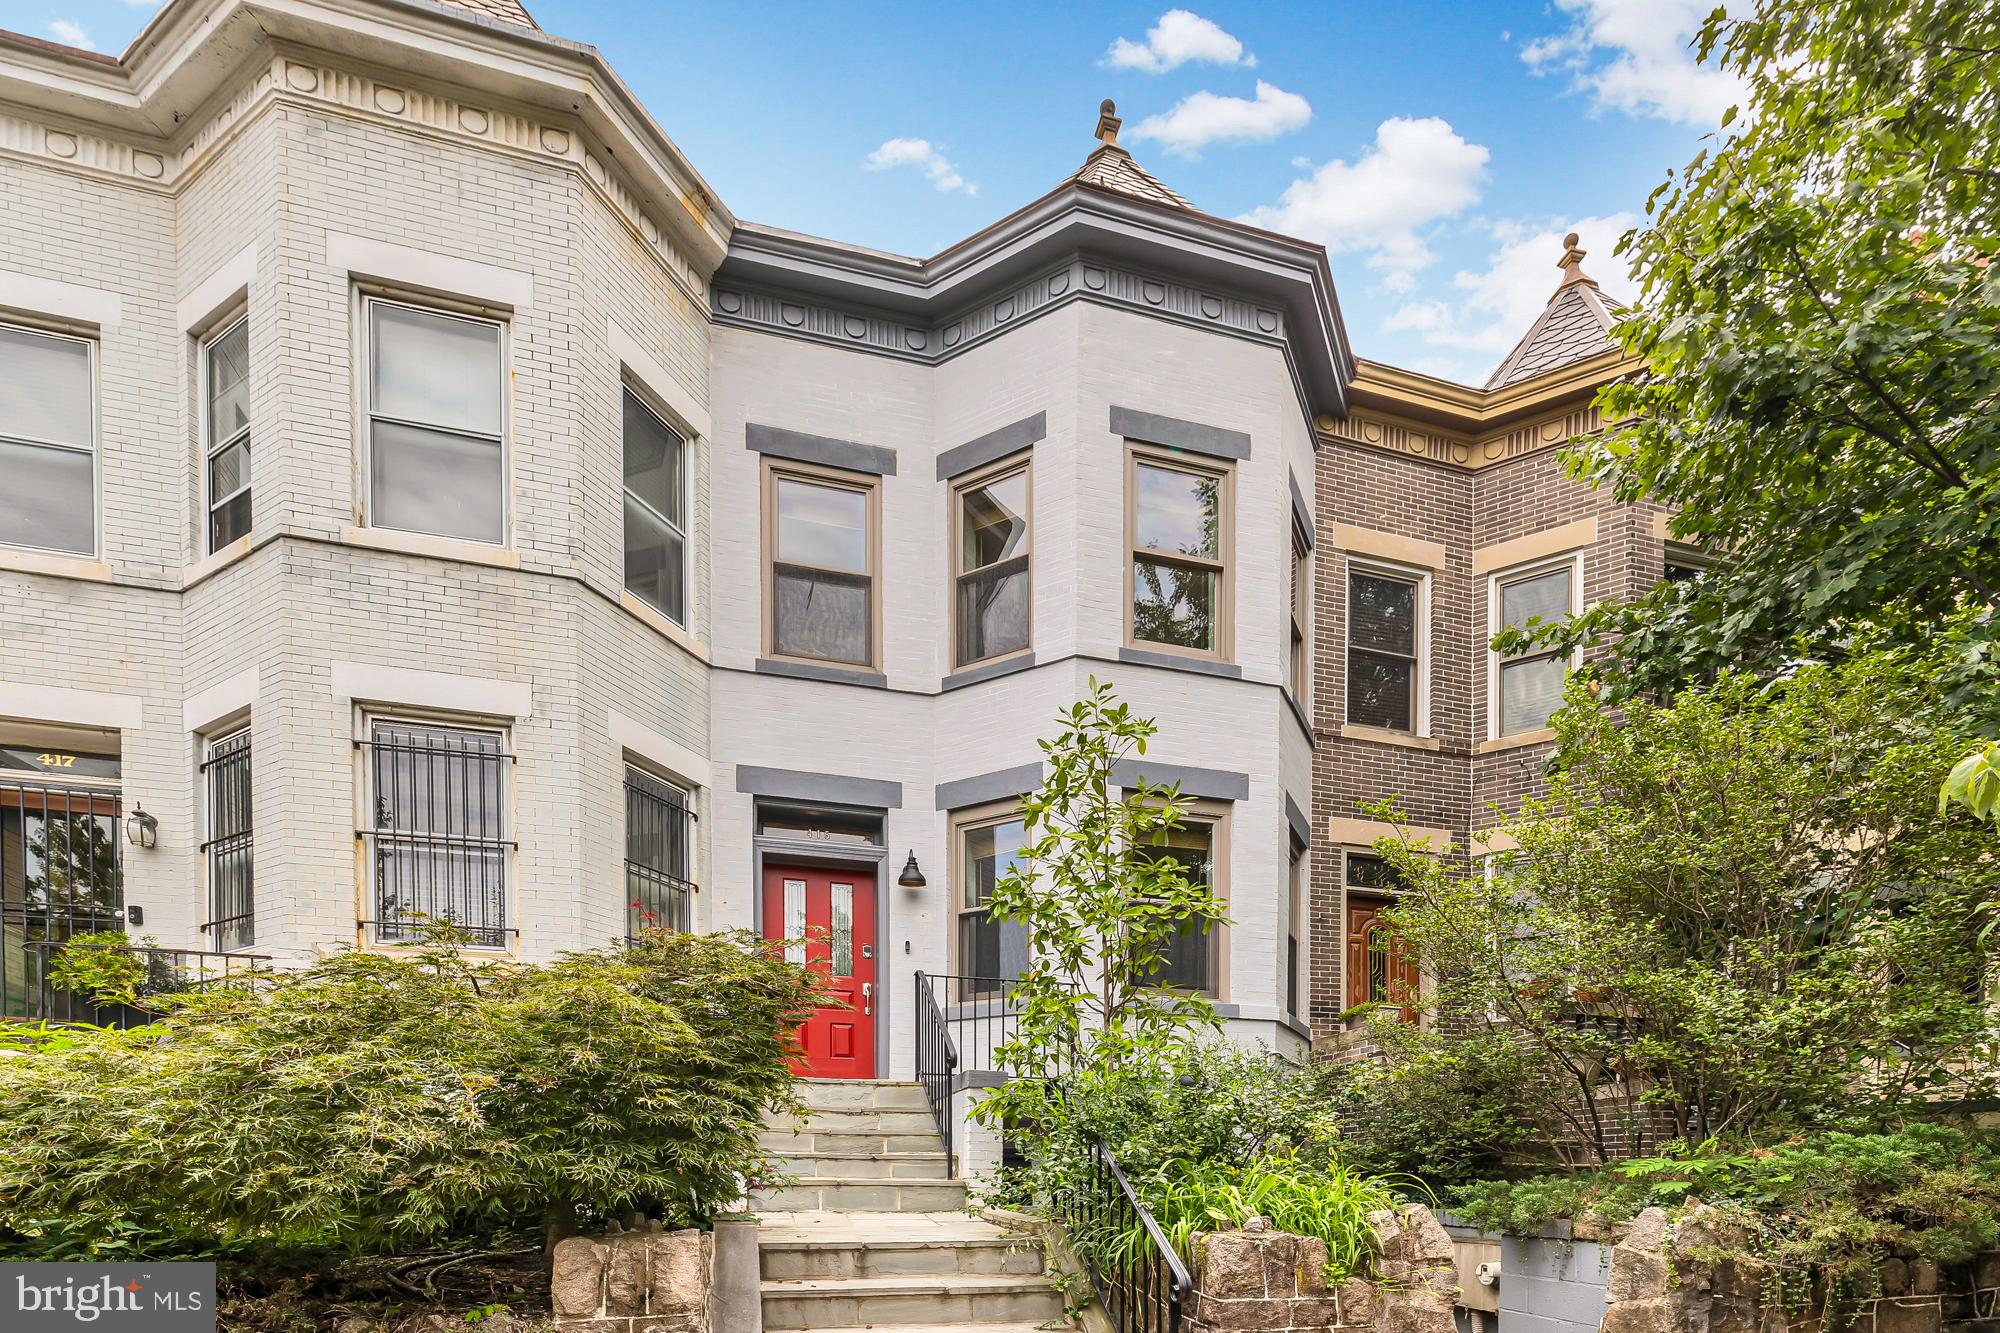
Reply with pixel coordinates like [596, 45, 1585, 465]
[861, 981, 873, 1016]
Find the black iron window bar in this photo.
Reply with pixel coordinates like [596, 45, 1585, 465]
[198, 730, 255, 951]
[625, 768, 697, 939]
[2, 778, 126, 1020]
[355, 730, 515, 949]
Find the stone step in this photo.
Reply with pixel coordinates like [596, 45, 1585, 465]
[759, 1128, 945, 1156]
[774, 1150, 951, 1180]
[760, 1273, 1066, 1330]
[775, 1325, 1055, 1333]
[753, 1177, 969, 1213]
[760, 1231, 1044, 1280]
[795, 1077, 932, 1112]
[764, 1106, 941, 1136]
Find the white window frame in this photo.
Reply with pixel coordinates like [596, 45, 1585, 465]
[1345, 557, 1432, 738]
[0, 320, 99, 558]
[1487, 552, 1583, 741]
[200, 314, 251, 555]
[356, 709, 516, 952]
[358, 294, 510, 546]
[620, 379, 693, 630]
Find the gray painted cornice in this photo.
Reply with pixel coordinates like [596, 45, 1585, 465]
[713, 183, 1351, 422]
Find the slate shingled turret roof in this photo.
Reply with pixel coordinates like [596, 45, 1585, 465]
[1066, 99, 1195, 211]
[1484, 233, 1623, 390]
[438, 0, 537, 28]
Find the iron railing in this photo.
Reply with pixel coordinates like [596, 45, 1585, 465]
[200, 730, 254, 951]
[913, 969, 959, 1173]
[357, 728, 514, 948]
[625, 767, 696, 938]
[1061, 1140, 1190, 1333]
[17, 940, 272, 1027]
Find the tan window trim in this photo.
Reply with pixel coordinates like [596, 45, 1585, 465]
[1129, 797, 1232, 1002]
[1289, 525, 1311, 706]
[760, 455, 883, 672]
[1124, 444, 1235, 664]
[949, 799, 1031, 991]
[950, 451, 1033, 672]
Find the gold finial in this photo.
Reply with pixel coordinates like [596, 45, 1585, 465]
[1095, 99, 1121, 147]
[1558, 231, 1586, 270]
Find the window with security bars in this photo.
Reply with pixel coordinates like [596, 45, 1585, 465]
[201, 728, 254, 951]
[625, 765, 695, 937]
[1347, 567, 1420, 732]
[363, 720, 511, 947]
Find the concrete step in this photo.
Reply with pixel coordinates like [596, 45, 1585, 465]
[760, 1214, 1045, 1280]
[774, 1150, 951, 1180]
[753, 1176, 969, 1213]
[795, 1077, 932, 1113]
[773, 1325, 1056, 1333]
[759, 1127, 944, 1156]
[765, 1106, 941, 1136]
[760, 1273, 1066, 1329]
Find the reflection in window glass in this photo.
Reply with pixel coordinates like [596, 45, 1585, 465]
[1139, 822, 1214, 994]
[959, 817, 1026, 987]
[622, 390, 688, 625]
[366, 303, 505, 544]
[1131, 459, 1226, 655]
[1496, 564, 1574, 736]
[772, 474, 874, 666]
[956, 466, 1031, 666]
[1348, 571, 1419, 731]
[0, 324, 95, 556]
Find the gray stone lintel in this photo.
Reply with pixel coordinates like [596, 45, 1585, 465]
[940, 651, 1038, 690]
[1110, 757, 1250, 803]
[735, 764, 903, 809]
[1110, 405, 1251, 461]
[747, 422, 898, 476]
[1116, 646, 1244, 679]
[935, 761, 1044, 812]
[936, 412, 1046, 481]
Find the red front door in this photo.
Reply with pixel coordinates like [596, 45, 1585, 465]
[763, 863, 877, 1078]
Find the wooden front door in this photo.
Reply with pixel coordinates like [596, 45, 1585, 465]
[1345, 895, 1418, 1020]
[763, 863, 877, 1078]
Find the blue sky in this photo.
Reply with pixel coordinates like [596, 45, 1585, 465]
[4, 0, 1741, 384]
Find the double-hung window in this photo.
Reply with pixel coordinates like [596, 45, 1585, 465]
[364, 299, 505, 545]
[766, 464, 878, 668]
[953, 458, 1031, 667]
[1129, 451, 1231, 658]
[1289, 531, 1310, 701]
[1347, 566, 1423, 733]
[955, 807, 1029, 996]
[1493, 559, 1577, 736]
[622, 387, 689, 627]
[203, 318, 252, 551]
[625, 764, 695, 937]
[201, 728, 254, 951]
[1135, 812, 1227, 997]
[364, 719, 511, 947]
[0, 322, 96, 556]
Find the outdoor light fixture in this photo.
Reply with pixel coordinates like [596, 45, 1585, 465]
[897, 850, 927, 888]
[125, 804, 159, 849]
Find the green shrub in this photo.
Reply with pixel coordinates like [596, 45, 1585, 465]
[0, 929, 820, 1256]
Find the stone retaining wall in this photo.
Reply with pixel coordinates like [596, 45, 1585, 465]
[1182, 1205, 1460, 1333]
[550, 1224, 710, 1331]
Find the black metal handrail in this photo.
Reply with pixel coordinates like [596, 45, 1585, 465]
[1062, 1140, 1189, 1333]
[913, 970, 960, 1175]
[18, 940, 272, 1028]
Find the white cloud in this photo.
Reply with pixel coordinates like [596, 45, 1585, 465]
[47, 19, 93, 48]
[1127, 82, 1311, 157]
[1237, 117, 1490, 285]
[864, 138, 977, 197]
[1105, 10, 1254, 73]
[1383, 213, 1640, 381]
[1521, 0, 1745, 126]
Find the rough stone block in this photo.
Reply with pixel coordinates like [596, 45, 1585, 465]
[1201, 1231, 1274, 1300]
[647, 1229, 708, 1316]
[1875, 1299, 1942, 1333]
[1609, 1248, 1672, 1304]
[1339, 1277, 1379, 1324]
[1911, 1261, 1938, 1296]
[606, 1235, 651, 1317]
[1602, 1296, 1675, 1333]
[1883, 1260, 1910, 1296]
[552, 1237, 609, 1319]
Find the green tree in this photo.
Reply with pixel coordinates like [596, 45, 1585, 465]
[0, 929, 820, 1256]
[1372, 651, 1997, 1165]
[972, 681, 1229, 1148]
[1519, 0, 2000, 708]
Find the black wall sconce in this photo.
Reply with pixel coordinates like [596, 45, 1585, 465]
[897, 850, 927, 888]
[125, 804, 158, 850]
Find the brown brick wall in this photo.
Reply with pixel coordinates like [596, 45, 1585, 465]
[1309, 426, 1674, 1036]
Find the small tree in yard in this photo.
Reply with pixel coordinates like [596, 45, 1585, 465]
[1372, 650, 1998, 1166]
[0, 928, 821, 1258]
[973, 680, 1229, 1150]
